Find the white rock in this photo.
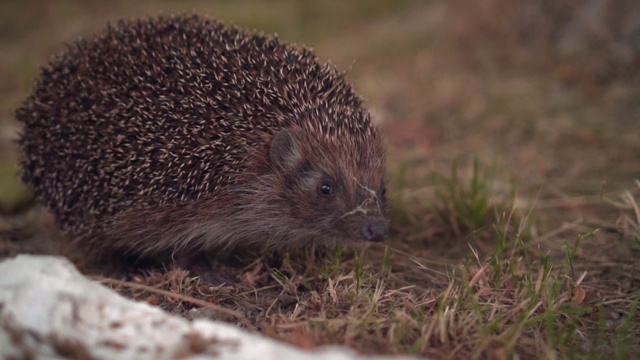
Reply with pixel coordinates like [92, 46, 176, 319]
[0, 255, 422, 360]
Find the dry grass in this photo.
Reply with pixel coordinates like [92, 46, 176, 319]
[1, 1, 639, 359]
[94, 162, 640, 359]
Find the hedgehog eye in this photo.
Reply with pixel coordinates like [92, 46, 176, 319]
[381, 187, 387, 197]
[318, 182, 335, 196]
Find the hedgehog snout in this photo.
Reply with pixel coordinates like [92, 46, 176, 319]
[361, 219, 388, 242]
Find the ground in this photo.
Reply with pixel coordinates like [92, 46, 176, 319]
[0, 1, 639, 359]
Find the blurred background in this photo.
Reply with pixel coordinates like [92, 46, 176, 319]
[1, 0, 639, 236]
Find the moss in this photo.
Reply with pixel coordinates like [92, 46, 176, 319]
[0, 161, 32, 214]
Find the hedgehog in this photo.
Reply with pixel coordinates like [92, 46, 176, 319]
[16, 15, 388, 258]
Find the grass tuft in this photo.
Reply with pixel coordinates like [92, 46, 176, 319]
[431, 159, 492, 236]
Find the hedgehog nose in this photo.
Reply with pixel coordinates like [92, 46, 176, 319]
[362, 220, 388, 242]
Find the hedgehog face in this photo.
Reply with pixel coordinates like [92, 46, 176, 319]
[268, 128, 389, 243]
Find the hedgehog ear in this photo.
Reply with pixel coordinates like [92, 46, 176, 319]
[270, 129, 302, 170]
